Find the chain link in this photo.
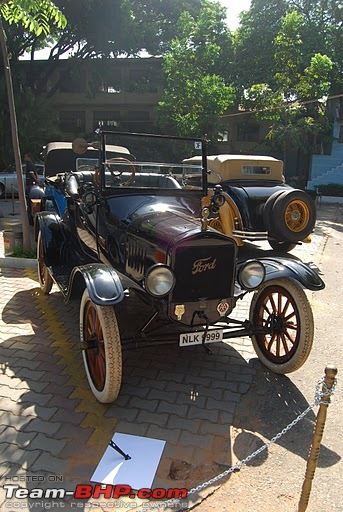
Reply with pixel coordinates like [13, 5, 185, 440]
[134, 377, 337, 512]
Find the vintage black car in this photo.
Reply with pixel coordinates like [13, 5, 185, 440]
[184, 154, 316, 252]
[36, 130, 324, 403]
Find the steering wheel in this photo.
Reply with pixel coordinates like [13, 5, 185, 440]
[106, 157, 136, 187]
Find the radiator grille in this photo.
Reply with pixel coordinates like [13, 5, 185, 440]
[172, 238, 236, 302]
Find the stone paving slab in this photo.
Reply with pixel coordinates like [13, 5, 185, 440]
[0, 200, 336, 511]
[0, 266, 257, 511]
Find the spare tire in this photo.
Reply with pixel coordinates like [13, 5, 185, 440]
[269, 190, 316, 242]
[262, 190, 286, 232]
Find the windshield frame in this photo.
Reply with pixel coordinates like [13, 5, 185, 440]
[98, 129, 208, 196]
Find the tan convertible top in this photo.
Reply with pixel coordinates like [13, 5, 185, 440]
[45, 142, 131, 156]
[44, 142, 132, 176]
[184, 154, 284, 182]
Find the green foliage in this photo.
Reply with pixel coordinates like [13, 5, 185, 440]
[157, 6, 235, 140]
[0, 0, 66, 36]
[12, 244, 37, 258]
[241, 7, 334, 157]
[234, 0, 289, 88]
[274, 11, 304, 94]
[317, 183, 343, 197]
[298, 54, 334, 99]
[0, 76, 63, 167]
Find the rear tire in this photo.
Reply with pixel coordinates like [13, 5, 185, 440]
[80, 289, 122, 403]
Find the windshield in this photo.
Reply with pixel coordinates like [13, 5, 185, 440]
[99, 131, 206, 192]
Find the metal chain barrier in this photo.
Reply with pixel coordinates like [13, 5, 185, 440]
[134, 376, 337, 512]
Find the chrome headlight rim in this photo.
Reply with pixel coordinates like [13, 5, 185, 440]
[238, 260, 266, 290]
[145, 264, 175, 297]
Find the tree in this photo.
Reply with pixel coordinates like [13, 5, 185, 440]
[233, 0, 289, 89]
[242, 11, 333, 175]
[233, 0, 342, 93]
[1, 0, 219, 63]
[157, 5, 236, 140]
[0, 0, 66, 250]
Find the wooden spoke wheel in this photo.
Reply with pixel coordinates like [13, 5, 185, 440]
[80, 289, 122, 403]
[249, 278, 314, 374]
[37, 231, 53, 294]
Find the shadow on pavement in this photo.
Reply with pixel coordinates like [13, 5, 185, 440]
[1, 280, 340, 504]
[231, 359, 341, 469]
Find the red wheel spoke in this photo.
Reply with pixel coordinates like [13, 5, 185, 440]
[275, 334, 281, 357]
[262, 303, 272, 316]
[269, 295, 278, 314]
[282, 298, 291, 316]
[285, 310, 296, 321]
[284, 330, 296, 344]
[285, 322, 297, 330]
[267, 333, 276, 352]
[281, 332, 290, 354]
[278, 293, 283, 314]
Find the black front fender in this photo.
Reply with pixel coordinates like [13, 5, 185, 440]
[69, 263, 124, 306]
[36, 212, 66, 267]
[259, 256, 325, 291]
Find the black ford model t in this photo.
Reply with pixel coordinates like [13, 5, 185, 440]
[37, 130, 324, 403]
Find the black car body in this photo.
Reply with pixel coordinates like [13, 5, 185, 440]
[184, 154, 316, 252]
[37, 130, 324, 403]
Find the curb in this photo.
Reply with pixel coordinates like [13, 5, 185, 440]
[0, 256, 37, 269]
[319, 196, 343, 204]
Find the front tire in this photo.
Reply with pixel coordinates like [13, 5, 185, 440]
[249, 278, 314, 374]
[80, 289, 122, 403]
[37, 231, 53, 294]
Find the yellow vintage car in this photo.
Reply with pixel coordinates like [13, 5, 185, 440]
[183, 154, 316, 252]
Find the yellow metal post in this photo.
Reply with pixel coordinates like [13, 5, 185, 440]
[298, 364, 338, 512]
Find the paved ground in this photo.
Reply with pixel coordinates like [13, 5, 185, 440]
[0, 198, 339, 511]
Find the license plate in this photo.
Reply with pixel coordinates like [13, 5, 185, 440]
[179, 329, 223, 347]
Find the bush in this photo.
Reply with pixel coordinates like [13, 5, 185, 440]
[317, 184, 343, 197]
[12, 245, 37, 258]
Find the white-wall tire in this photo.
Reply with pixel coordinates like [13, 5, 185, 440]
[249, 278, 314, 374]
[80, 288, 122, 403]
[37, 231, 53, 294]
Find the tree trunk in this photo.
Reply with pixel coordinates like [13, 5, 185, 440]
[0, 17, 31, 250]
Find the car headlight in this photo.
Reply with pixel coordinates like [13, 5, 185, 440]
[145, 264, 175, 297]
[238, 261, 265, 290]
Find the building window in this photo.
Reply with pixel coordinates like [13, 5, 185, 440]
[93, 111, 120, 131]
[237, 124, 259, 142]
[59, 111, 85, 132]
[127, 111, 150, 121]
[59, 73, 82, 93]
[100, 82, 121, 94]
